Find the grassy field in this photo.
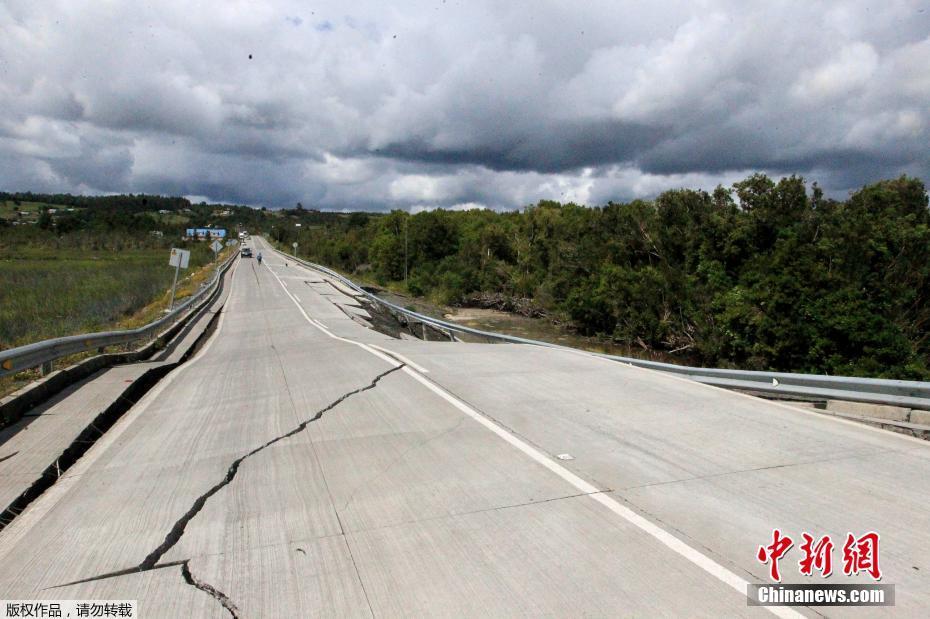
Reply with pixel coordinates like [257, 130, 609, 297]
[0, 245, 217, 350]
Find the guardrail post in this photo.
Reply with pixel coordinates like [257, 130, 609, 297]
[40, 360, 53, 376]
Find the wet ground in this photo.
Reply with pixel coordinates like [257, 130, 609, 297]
[367, 288, 686, 364]
[442, 307, 685, 362]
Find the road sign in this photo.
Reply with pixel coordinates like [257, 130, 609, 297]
[169, 248, 190, 269]
[292, 242, 298, 250]
[168, 248, 190, 310]
[211, 239, 223, 253]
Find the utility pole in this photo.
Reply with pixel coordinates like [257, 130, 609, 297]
[404, 215, 409, 286]
[168, 260, 180, 310]
[167, 248, 190, 311]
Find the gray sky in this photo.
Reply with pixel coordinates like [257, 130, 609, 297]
[1, 1, 928, 210]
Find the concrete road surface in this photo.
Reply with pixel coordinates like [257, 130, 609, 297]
[0, 236, 927, 617]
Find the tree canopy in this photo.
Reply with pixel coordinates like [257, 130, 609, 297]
[279, 175, 930, 379]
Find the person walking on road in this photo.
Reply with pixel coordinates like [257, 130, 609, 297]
[257, 252, 263, 264]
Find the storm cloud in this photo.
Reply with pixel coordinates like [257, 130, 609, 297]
[0, 1, 928, 210]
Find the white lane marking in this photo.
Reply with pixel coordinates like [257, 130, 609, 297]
[264, 262, 401, 370]
[400, 367, 801, 619]
[261, 243, 800, 618]
[0, 260, 241, 560]
[368, 344, 429, 373]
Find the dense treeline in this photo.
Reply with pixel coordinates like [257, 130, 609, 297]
[0, 191, 269, 246]
[274, 175, 930, 379]
[0, 191, 191, 213]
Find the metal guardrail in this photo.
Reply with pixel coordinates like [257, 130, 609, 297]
[0, 253, 237, 378]
[272, 244, 930, 411]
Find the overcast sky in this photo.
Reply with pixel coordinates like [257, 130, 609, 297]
[1, 1, 928, 211]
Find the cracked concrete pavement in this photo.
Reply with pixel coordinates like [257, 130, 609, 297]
[52, 364, 404, 618]
[0, 236, 928, 617]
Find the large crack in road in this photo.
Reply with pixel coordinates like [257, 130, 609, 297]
[181, 560, 241, 618]
[139, 363, 403, 569]
[52, 364, 404, 617]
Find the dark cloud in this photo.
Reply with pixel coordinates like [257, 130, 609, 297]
[637, 131, 912, 178]
[373, 119, 667, 173]
[46, 139, 134, 191]
[0, 1, 927, 210]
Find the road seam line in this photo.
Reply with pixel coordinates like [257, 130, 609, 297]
[399, 367, 800, 619]
[367, 344, 430, 373]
